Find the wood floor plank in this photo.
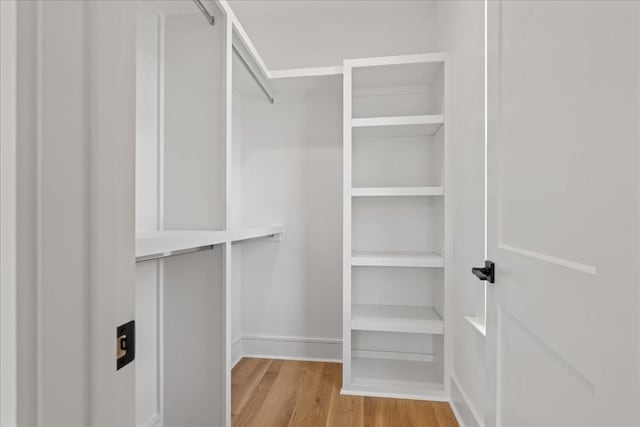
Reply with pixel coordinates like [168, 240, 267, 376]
[250, 360, 304, 427]
[287, 361, 326, 427]
[232, 358, 260, 386]
[233, 369, 279, 427]
[432, 401, 459, 427]
[408, 399, 440, 427]
[232, 358, 272, 415]
[325, 364, 363, 427]
[232, 358, 458, 427]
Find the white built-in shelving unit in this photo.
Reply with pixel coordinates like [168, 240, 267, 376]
[133, 3, 283, 426]
[342, 53, 450, 401]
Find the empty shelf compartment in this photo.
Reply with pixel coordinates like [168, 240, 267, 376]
[348, 357, 445, 400]
[352, 304, 443, 334]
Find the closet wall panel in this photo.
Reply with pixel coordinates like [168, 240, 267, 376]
[237, 78, 343, 357]
[163, 12, 225, 230]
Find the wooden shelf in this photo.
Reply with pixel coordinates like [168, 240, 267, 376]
[352, 304, 443, 334]
[352, 187, 443, 197]
[352, 115, 443, 137]
[351, 251, 444, 268]
[136, 225, 283, 261]
[344, 357, 446, 401]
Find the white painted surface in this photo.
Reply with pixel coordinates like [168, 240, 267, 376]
[235, 75, 343, 354]
[352, 114, 444, 128]
[227, 225, 283, 242]
[352, 187, 444, 197]
[135, 6, 162, 426]
[486, 2, 640, 426]
[348, 357, 446, 401]
[136, 230, 227, 258]
[351, 305, 444, 334]
[343, 54, 450, 401]
[0, 2, 18, 426]
[163, 10, 225, 231]
[351, 251, 444, 268]
[434, 1, 486, 425]
[228, 1, 438, 70]
[12, 2, 137, 425]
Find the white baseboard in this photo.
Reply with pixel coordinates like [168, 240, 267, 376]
[231, 337, 243, 368]
[450, 374, 484, 427]
[238, 334, 341, 363]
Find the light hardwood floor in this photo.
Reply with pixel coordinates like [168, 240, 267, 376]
[232, 358, 459, 427]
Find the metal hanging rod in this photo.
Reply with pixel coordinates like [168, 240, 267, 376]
[193, 0, 215, 26]
[136, 245, 214, 263]
[232, 44, 275, 104]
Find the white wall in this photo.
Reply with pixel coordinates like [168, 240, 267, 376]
[434, 2, 486, 426]
[228, 0, 439, 70]
[234, 77, 343, 359]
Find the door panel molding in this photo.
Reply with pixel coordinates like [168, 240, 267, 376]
[497, 243, 597, 275]
[493, 0, 597, 277]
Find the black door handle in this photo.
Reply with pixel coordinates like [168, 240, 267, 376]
[472, 260, 495, 283]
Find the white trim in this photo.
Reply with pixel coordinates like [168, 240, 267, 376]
[241, 355, 341, 364]
[451, 374, 485, 427]
[241, 334, 341, 345]
[342, 61, 353, 390]
[239, 335, 342, 362]
[450, 399, 468, 427]
[0, 2, 18, 426]
[346, 52, 448, 68]
[231, 337, 243, 368]
[214, 0, 270, 80]
[464, 316, 487, 337]
[340, 388, 448, 402]
[140, 414, 161, 427]
[498, 243, 597, 275]
[351, 349, 434, 363]
[269, 66, 343, 79]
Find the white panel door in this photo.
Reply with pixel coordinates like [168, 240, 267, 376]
[485, 2, 640, 426]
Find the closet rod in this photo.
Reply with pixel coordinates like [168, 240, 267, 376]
[136, 245, 215, 263]
[193, 0, 215, 26]
[232, 44, 275, 104]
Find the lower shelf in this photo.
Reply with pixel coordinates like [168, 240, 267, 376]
[351, 304, 444, 334]
[344, 357, 445, 401]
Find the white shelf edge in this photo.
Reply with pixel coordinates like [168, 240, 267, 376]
[352, 186, 444, 197]
[351, 251, 444, 268]
[135, 230, 227, 260]
[227, 225, 283, 243]
[135, 226, 283, 261]
[464, 316, 487, 337]
[268, 66, 343, 79]
[351, 305, 444, 335]
[340, 386, 447, 402]
[351, 114, 443, 128]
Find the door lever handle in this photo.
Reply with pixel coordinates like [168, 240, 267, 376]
[472, 260, 495, 283]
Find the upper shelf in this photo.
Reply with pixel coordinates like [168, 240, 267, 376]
[352, 115, 443, 138]
[136, 225, 283, 261]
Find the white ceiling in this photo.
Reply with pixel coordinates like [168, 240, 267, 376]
[228, 0, 439, 70]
